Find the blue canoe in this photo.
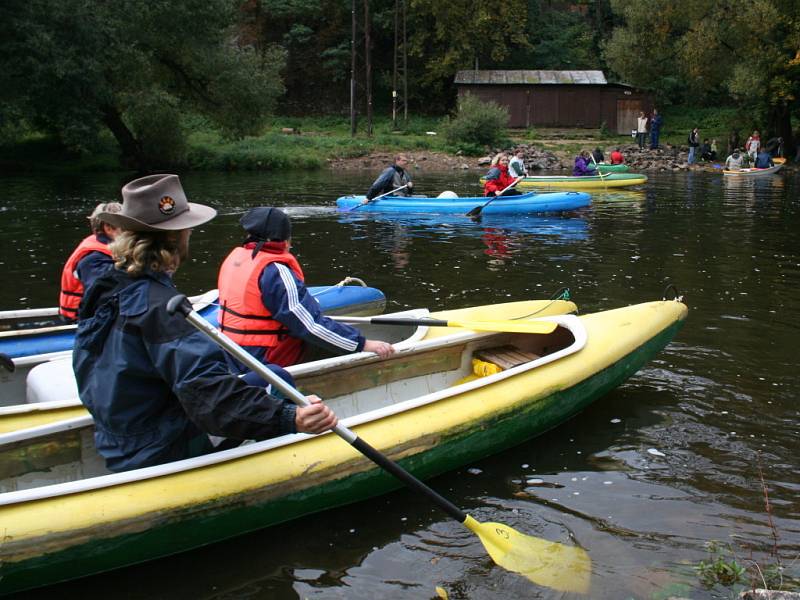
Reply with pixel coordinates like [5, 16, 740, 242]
[0, 284, 386, 360]
[336, 191, 591, 215]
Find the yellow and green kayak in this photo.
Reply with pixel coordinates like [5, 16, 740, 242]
[0, 297, 686, 595]
[481, 172, 647, 190]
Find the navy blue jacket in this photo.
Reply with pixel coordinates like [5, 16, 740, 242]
[236, 262, 365, 367]
[73, 268, 297, 472]
[75, 233, 115, 292]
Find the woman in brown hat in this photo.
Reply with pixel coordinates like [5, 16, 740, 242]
[73, 174, 337, 472]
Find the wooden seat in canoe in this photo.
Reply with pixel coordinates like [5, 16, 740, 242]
[474, 345, 541, 370]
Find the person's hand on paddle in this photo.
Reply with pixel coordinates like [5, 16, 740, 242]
[364, 339, 395, 359]
[295, 395, 338, 434]
[406, 181, 413, 190]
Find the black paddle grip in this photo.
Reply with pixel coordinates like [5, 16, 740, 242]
[351, 436, 467, 523]
[166, 294, 193, 317]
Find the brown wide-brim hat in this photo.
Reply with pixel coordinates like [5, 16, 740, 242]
[98, 174, 217, 232]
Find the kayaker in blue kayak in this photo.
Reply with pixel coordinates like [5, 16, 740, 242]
[483, 153, 523, 196]
[73, 175, 338, 472]
[366, 154, 414, 199]
[58, 202, 122, 322]
[217, 207, 395, 368]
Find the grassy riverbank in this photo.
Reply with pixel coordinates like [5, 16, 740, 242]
[0, 107, 771, 174]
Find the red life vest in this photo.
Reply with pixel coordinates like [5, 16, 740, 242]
[217, 244, 305, 347]
[59, 235, 113, 320]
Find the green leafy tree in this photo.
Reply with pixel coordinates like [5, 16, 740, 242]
[604, 0, 800, 155]
[406, 0, 529, 111]
[0, 0, 285, 169]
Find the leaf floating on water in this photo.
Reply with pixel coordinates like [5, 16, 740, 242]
[647, 448, 666, 457]
[435, 586, 449, 599]
[467, 467, 482, 475]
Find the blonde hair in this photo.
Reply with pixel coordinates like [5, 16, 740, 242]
[88, 202, 122, 234]
[490, 153, 508, 166]
[110, 230, 182, 277]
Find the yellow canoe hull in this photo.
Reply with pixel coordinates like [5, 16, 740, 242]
[0, 298, 686, 594]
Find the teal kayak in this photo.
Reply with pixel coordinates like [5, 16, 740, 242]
[336, 191, 591, 214]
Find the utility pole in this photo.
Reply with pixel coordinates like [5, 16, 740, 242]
[350, 0, 357, 137]
[364, 0, 372, 136]
[392, 0, 408, 129]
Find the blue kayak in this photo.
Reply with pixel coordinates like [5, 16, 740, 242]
[0, 285, 386, 360]
[336, 191, 591, 215]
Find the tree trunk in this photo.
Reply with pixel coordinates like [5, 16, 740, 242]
[767, 102, 794, 158]
[100, 104, 144, 171]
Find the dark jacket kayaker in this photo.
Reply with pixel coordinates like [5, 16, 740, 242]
[366, 154, 413, 199]
[73, 175, 338, 472]
[483, 154, 521, 196]
[217, 207, 395, 368]
[573, 151, 594, 176]
[58, 203, 122, 321]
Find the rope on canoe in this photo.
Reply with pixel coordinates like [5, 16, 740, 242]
[511, 287, 574, 320]
[662, 283, 684, 302]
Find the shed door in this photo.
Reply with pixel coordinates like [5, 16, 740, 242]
[616, 99, 642, 134]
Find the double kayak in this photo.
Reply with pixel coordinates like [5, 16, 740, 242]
[594, 163, 629, 174]
[480, 173, 647, 190]
[722, 163, 783, 176]
[0, 282, 386, 403]
[336, 191, 591, 214]
[0, 296, 687, 594]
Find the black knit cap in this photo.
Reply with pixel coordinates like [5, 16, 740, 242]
[240, 207, 292, 257]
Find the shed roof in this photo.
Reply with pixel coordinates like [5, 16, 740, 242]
[454, 70, 608, 85]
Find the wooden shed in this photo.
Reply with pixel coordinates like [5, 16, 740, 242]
[454, 70, 653, 134]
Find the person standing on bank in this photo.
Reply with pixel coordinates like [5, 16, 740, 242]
[73, 175, 337, 473]
[59, 202, 122, 322]
[687, 127, 700, 165]
[217, 207, 395, 369]
[649, 108, 663, 149]
[366, 154, 413, 200]
[636, 111, 648, 150]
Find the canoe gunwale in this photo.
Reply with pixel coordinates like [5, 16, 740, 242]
[0, 314, 584, 507]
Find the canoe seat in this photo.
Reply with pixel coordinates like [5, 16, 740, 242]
[474, 345, 540, 370]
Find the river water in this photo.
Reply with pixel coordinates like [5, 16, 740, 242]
[2, 168, 798, 599]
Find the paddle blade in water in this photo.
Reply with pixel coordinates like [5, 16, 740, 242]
[463, 515, 590, 593]
[452, 319, 558, 335]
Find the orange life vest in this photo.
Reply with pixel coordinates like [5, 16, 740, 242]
[217, 245, 305, 347]
[59, 235, 113, 320]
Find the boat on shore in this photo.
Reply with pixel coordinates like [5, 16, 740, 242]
[722, 163, 783, 176]
[480, 173, 647, 190]
[336, 191, 591, 214]
[0, 297, 686, 594]
[0, 282, 387, 401]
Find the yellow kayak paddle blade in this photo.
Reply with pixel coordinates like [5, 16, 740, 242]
[448, 319, 557, 335]
[463, 515, 591, 594]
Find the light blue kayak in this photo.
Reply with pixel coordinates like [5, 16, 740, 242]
[336, 191, 591, 215]
[0, 285, 386, 360]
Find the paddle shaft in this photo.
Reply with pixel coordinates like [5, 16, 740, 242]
[348, 184, 409, 211]
[167, 295, 467, 523]
[468, 176, 523, 217]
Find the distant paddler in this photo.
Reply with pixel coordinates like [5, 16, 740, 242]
[483, 153, 523, 197]
[365, 154, 414, 200]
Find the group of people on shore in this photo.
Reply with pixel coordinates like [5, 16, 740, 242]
[636, 109, 663, 150]
[61, 175, 395, 472]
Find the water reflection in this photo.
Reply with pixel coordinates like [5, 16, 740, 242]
[3, 168, 800, 599]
